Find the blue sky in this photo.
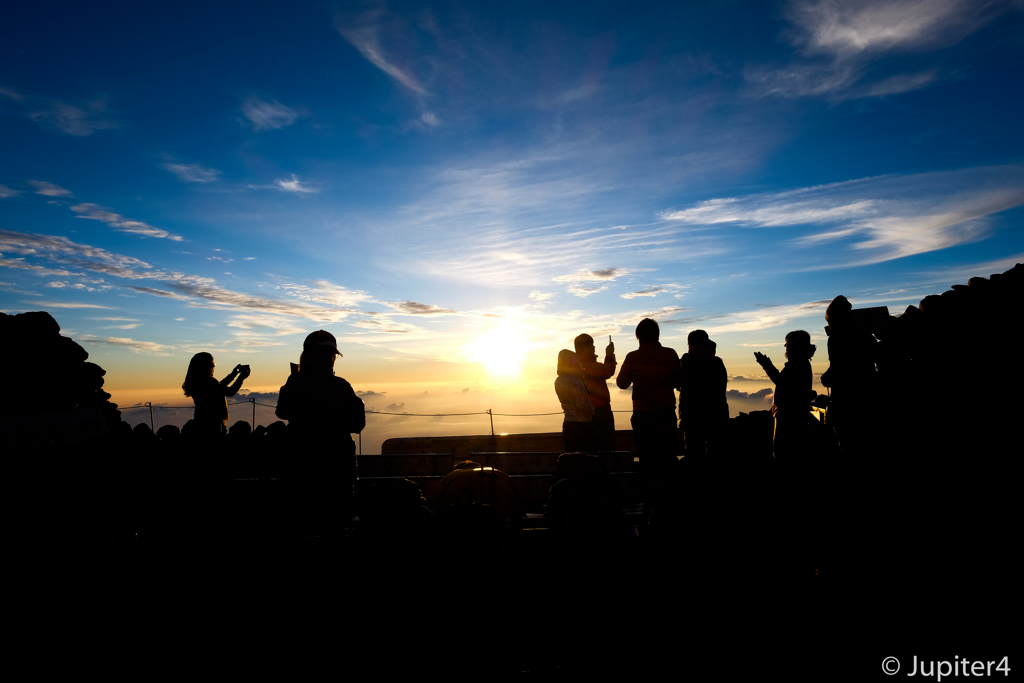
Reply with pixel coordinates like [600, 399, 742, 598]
[2, 0, 1023, 436]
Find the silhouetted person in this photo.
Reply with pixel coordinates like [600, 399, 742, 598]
[820, 295, 877, 456]
[616, 318, 679, 475]
[555, 349, 596, 452]
[574, 333, 617, 450]
[755, 330, 818, 576]
[276, 330, 365, 532]
[181, 352, 249, 439]
[677, 329, 728, 460]
[754, 331, 816, 463]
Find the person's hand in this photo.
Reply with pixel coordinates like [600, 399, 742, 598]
[606, 340, 615, 355]
[753, 351, 770, 367]
[240, 366, 252, 379]
[231, 364, 242, 375]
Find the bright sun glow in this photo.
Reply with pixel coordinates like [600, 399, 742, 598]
[464, 320, 529, 377]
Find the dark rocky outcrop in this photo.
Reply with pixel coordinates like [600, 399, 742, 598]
[0, 310, 122, 433]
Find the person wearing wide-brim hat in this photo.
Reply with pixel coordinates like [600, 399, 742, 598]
[276, 330, 365, 533]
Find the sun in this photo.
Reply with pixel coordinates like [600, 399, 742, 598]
[464, 319, 529, 377]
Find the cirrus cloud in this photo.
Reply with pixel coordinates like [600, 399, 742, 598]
[163, 163, 222, 183]
[662, 166, 1024, 267]
[70, 203, 183, 241]
[241, 96, 302, 131]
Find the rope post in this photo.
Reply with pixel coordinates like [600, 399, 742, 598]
[146, 402, 154, 432]
[488, 408, 495, 436]
[250, 396, 256, 431]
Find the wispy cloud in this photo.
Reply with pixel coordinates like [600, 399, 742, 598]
[0, 230, 363, 322]
[0, 258, 78, 277]
[0, 185, 20, 198]
[662, 166, 1024, 266]
[554, 267, 632, 297]
[384, 301, 459, 316]
[78, 334, 169, 354]
[163, 162, 221, 183]
[363, 143, 732, 288]
[70, 203, 184, 241]
[279, 280, 374, 307]
[335, 8, 427, 95]
[30, 300, 113, 309]
[699, 299, 833, 333]
[789, 0, 1001, 59]
[351, 317, 422, 334]
[124, 285, 191, 300]
[28, 98, 120, 136]
[241, 96, 301, 131]
[0, 282, 39, 296]
[0, 230, 173, 280]
[224, 338, 285, 347]
[274, 175, 318, 193]
[621, 283, 685, 299]
[224, 314, 309, 336]
[529, 291, 554, 302]
[553, 268, 631, 282]
[747, 0, 1007, 100]
[28, 180, 73, 197]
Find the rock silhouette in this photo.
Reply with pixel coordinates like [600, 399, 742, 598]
[0, 310, 122, 433]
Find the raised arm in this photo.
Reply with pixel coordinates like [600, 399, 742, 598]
[220, 364, 249, 397]
[603, 339, 617, 375]
[754, 352, 782, 386]
[584, 355, 617, 381]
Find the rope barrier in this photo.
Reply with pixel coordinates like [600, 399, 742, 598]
[124, 396, 660, 439]
[130, 403, 637, 417]
[365, 410, 488, 416]
[131, 402, 641, 417]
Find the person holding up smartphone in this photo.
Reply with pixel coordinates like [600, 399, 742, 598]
[182, 352, 251, 438]
[574, 333, 617, 451]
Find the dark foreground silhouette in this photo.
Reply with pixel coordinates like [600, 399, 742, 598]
[3, 263, 1020, 674]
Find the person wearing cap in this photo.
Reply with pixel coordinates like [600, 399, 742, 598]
[677, 329, 728, 460]
[276, 330, 365, 531]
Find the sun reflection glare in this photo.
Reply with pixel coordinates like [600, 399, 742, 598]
[464, 319, 529, 377]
